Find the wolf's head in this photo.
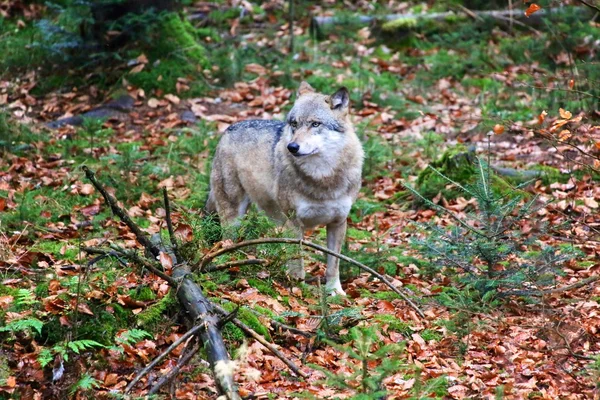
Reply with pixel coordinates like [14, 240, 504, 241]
[284, 81, 351, 165]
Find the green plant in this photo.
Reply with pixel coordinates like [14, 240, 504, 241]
[0, 318, 44, 336]
[406, 157, 578, 300]
[115, 329, 153, 346]
[69, 373, 101, 396]
[311, 325, 404, 398]
[38, 339, 105, 368]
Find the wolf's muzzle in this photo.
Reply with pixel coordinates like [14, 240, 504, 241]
[287, 142, 300, 154]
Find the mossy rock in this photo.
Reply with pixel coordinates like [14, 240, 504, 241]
[415, 145, 477, 200]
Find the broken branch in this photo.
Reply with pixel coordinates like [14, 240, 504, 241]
[196, 237, 424, 318]
[213, 304, 309, 379]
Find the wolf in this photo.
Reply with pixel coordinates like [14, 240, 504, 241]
[206, 81, 364, 295]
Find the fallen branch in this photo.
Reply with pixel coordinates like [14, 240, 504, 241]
[204, 258, 268, 272]
[82, 166, 240, 399]
[125, 323, 205, 393]
[82, 166, 160, 258]
[148, 341, 201, 395]
[311, 7, 588, 32]
[196, 238, 424, 318]
[500, 275, 600, 297]
[213, 304, 309, 379]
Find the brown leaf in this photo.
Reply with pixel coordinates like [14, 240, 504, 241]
[159, 252, 173, 271]
[524, 3, 541, 17]
[129, 64, 145, 74]
[80, 183, 95, 196]
[80, 204, 100, 217]
[559, 108, 572, 120]
[538, 110, 547, 125]
[244, 63, 267, 75]
[174, 224, 193, 242]
[164, 94, 180, 105]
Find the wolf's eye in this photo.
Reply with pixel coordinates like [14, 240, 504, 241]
[289, 121, 297, 129]
[311, 121, 321, 128]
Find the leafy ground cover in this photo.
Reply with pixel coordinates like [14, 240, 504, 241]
[1, 0, 600, 398]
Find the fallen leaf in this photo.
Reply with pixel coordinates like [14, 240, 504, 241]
[559, 108, 572, 120]
[525, 3, 541, 17]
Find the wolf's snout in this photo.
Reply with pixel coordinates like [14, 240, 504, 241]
[287, 142, 300, 154]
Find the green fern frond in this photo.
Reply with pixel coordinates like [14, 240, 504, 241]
[14, 289, 38, 307]
[116, 329, 153, 346]
[0, 318, 43, 335]
[69, 373, 100, 395]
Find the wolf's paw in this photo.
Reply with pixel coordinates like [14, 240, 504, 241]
[326, 281, 346, 297]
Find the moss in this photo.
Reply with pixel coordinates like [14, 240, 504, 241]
[160, 13, 208, 68]
[128, 286, 156, 302]
[222, 303, 271, 341]
[222, 324, 245, 342]
[420, 329, 443, 342]
[415, 145, 476, 200]
[382, 17, 418, 32]
[247, 278, 278, 298]
[373, 314, 412, 336]
[137, 292, 177, 327]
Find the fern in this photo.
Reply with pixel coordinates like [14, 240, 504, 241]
[0, 318, 43, 335]
[67, 339, 105, 355]
[116, 329, 153, 346]
[69, 373, 100, 395]
[38, 348, 54, 368]
[14, 289, 38, 308]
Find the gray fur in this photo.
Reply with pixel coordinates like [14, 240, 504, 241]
[208, 81, 364, 295]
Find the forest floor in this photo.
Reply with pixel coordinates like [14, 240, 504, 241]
[1, 1, 600, 399]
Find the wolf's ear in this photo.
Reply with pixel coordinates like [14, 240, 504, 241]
[298, 81, 315, 96]
[330, 87, 349, 111]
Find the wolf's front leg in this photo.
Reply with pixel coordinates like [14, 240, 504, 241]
[326, 220, 347, 296]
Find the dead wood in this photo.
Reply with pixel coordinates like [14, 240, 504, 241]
[82, 166, 240, 399]
[311, 7, 589, 34]
[213, 304, 309, 379]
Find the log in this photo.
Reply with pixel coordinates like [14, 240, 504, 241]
[82, 166, 240, 399]
[310, 7, 589, 34]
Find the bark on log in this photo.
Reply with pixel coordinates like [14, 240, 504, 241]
[173, 264, 240, 399]
[311, 7, 589, 34]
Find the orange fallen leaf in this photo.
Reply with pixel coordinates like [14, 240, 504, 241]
[525, 3, 541, 17]
[559, 108, 572, 119]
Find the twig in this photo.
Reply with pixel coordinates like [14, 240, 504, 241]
[204, 258, 268, 272]
[148, 341, 201, 396]
[163, 187, 180, 262]
[238, 305, 313, 338]
[109, 245, 177, 286]
[500, 275, 600, 297]
[80, 246, 129, 267]
[575, 0, 600, 13]
[82, 166, 160, 257]
[217, 306, 240, 329]
[196, 238, 424, 318]
[125, 323, 206, 393]
[213, 304, 309, 379]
